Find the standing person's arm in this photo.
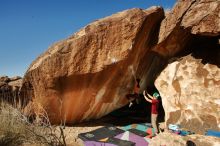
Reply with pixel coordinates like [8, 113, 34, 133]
[146, 92, 153, 99]
[143, 90, 152, 103]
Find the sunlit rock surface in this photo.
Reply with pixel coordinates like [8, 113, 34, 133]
[155, 55, 220, 134]
[22, 7, 164, 123]
[153, 0, 220, 135]
[22, 0, 220, 125]
[149, 132, 220, 146]
[153, 0, 220, 57]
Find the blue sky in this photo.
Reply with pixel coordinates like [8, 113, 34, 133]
[0, 0, 176, 77]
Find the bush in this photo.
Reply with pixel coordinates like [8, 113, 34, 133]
[0, 102, 66, 146]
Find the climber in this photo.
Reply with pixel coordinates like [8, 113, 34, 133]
[126, 78, 141, 107]
[143, 90, 160, 134]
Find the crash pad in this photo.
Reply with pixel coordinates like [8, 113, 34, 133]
[146, 128, 155, 138]
[121, 123, 151, 132]
[115, 131, 149, 146]
[84, 137, 135, 146]
[120, 123, 156, 138]
[179, 130, 194, 136]
[78, 126, 124, 141]
[128, 129, 148, 137]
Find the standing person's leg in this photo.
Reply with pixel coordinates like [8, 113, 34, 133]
[151, 114, 158, 134]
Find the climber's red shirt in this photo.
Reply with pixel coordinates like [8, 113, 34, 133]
[151, 99, 159, 114]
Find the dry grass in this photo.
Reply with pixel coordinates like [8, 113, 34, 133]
[0, 101, 66, 146]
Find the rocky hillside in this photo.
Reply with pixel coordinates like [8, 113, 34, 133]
[21, 0, 219, 129]
[0, 76, 22, 103]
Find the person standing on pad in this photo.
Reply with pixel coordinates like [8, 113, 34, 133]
[143, 90, 160, 134]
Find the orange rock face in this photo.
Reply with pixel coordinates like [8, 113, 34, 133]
[153, 0, 220, 57]
[22, 7, 164, 123]
[22, 0, 219, 127]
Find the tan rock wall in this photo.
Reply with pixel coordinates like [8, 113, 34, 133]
[155, 55, 220, 134]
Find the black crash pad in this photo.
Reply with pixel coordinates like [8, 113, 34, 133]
[78, 126, 124, 141]
[128, 128, 148, 137]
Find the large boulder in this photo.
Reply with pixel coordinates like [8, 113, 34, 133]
[153, 0, 220, 134]
[155, 55, 220, 134]
[22, 7, 164, 123]
[181, 0, 220, 36]
[139, 0, 220, 91]
[153, 0, 220, 57]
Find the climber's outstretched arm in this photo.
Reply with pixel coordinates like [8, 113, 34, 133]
[143, 90, 152, 103]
